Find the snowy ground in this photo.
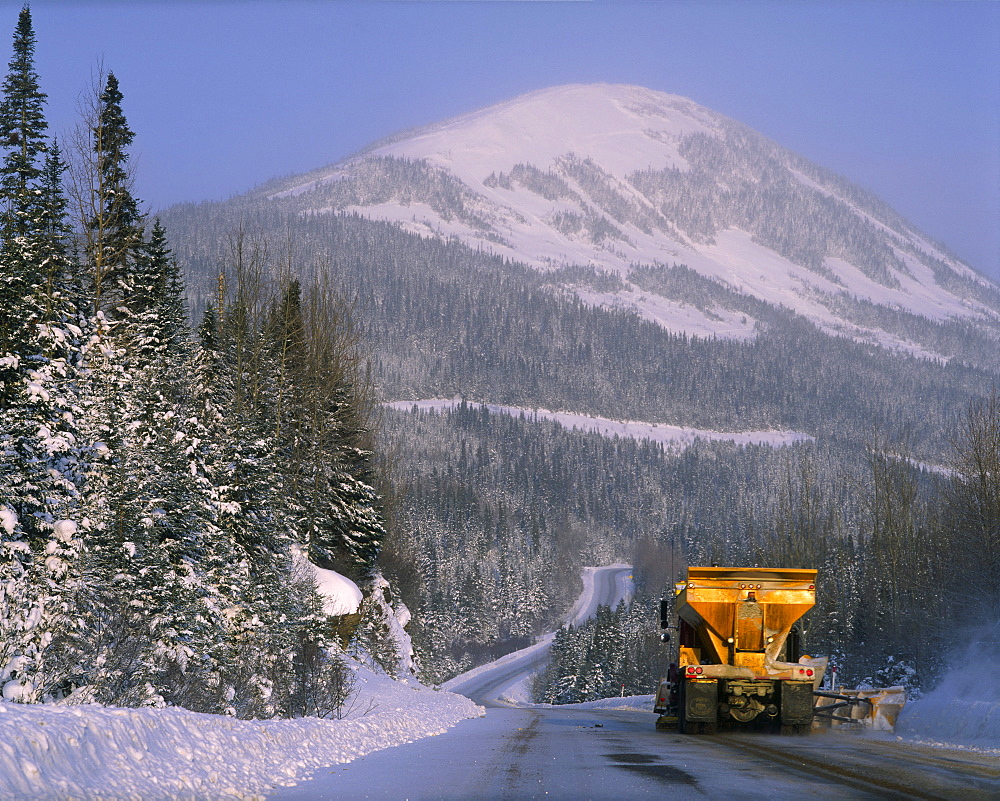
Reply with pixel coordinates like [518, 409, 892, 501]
[386, 399, 814, 449]
[0, 662, 482, 799]
[894, 627, 1000, 756]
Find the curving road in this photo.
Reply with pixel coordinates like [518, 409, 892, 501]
[442, 565, 634, 706]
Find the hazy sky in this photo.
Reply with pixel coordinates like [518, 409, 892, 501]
[12, 0, 1000, 280]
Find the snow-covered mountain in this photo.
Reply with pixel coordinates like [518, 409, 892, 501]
[259, 83, 999, 358]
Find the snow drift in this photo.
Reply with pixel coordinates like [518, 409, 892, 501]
[0, 662, 482, 799]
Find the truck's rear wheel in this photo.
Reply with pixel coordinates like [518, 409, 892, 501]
[780, 723, 811, 735]
[680, 721, 717, 735]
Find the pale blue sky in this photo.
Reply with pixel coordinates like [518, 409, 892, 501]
[9, 0, 1000, 279]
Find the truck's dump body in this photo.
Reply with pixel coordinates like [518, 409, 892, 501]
[675, 567, 818, 680]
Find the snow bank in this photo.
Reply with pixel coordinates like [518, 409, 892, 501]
[311, 564, 363, 616]
[551, 694, 655, 712]
[290, 545, 363, 617]
[0, 663, 482, 799]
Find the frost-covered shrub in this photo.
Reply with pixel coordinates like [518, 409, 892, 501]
[861, 655, 922, 700]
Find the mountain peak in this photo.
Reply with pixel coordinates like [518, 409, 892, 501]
[368, 83, 721, 183]
[261, 83, 999, 360]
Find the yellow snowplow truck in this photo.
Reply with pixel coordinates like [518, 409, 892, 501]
[654, 567, 826, 734]
[653, 567, 906, 734]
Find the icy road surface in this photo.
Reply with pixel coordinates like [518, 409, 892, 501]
[272, 706, 1000, 800]
[274, 565, 1000, 800]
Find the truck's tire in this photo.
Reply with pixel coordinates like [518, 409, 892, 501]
[780, 723, 811, 735]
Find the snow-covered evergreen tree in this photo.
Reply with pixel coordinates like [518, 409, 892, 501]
[84, 72, 144, 318]
[0, 6, 88, 703]
[264, 278, 385, 581]
[0, 11, 393, 715]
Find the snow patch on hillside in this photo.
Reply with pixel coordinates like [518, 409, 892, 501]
[0, 662, 482, 799]
[342, 200, 507, 247]
[576, 284, 759, 340]
[386, 400, 814, 450]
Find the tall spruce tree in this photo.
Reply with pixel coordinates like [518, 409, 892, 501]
[0, 5, 45, 242]
[84, 71, 144, 318]
[0, 6, 86, 703]
[264, 278, 385, 580]
[0, 4, 45, 388]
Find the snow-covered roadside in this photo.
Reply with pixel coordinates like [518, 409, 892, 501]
[0, 566, 631, 798]
[0, 661, 482, 799]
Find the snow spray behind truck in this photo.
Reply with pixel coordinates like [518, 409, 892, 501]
[653, 567, 827, 734]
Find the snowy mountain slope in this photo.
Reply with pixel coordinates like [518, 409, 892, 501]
[260, 83, 1000, 358]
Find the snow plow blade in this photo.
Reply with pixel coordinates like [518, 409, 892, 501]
[813, 686, 907, 732]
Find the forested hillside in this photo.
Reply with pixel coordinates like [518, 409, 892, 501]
[163, 188, 1000, 694]
[164, 207, 996, 459]
[0, 8, 396, 716]
[155, 73, 1000, 701]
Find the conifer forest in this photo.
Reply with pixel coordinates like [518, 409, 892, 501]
[0, 8, 392, 716]
[2, 5, 999, 719]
